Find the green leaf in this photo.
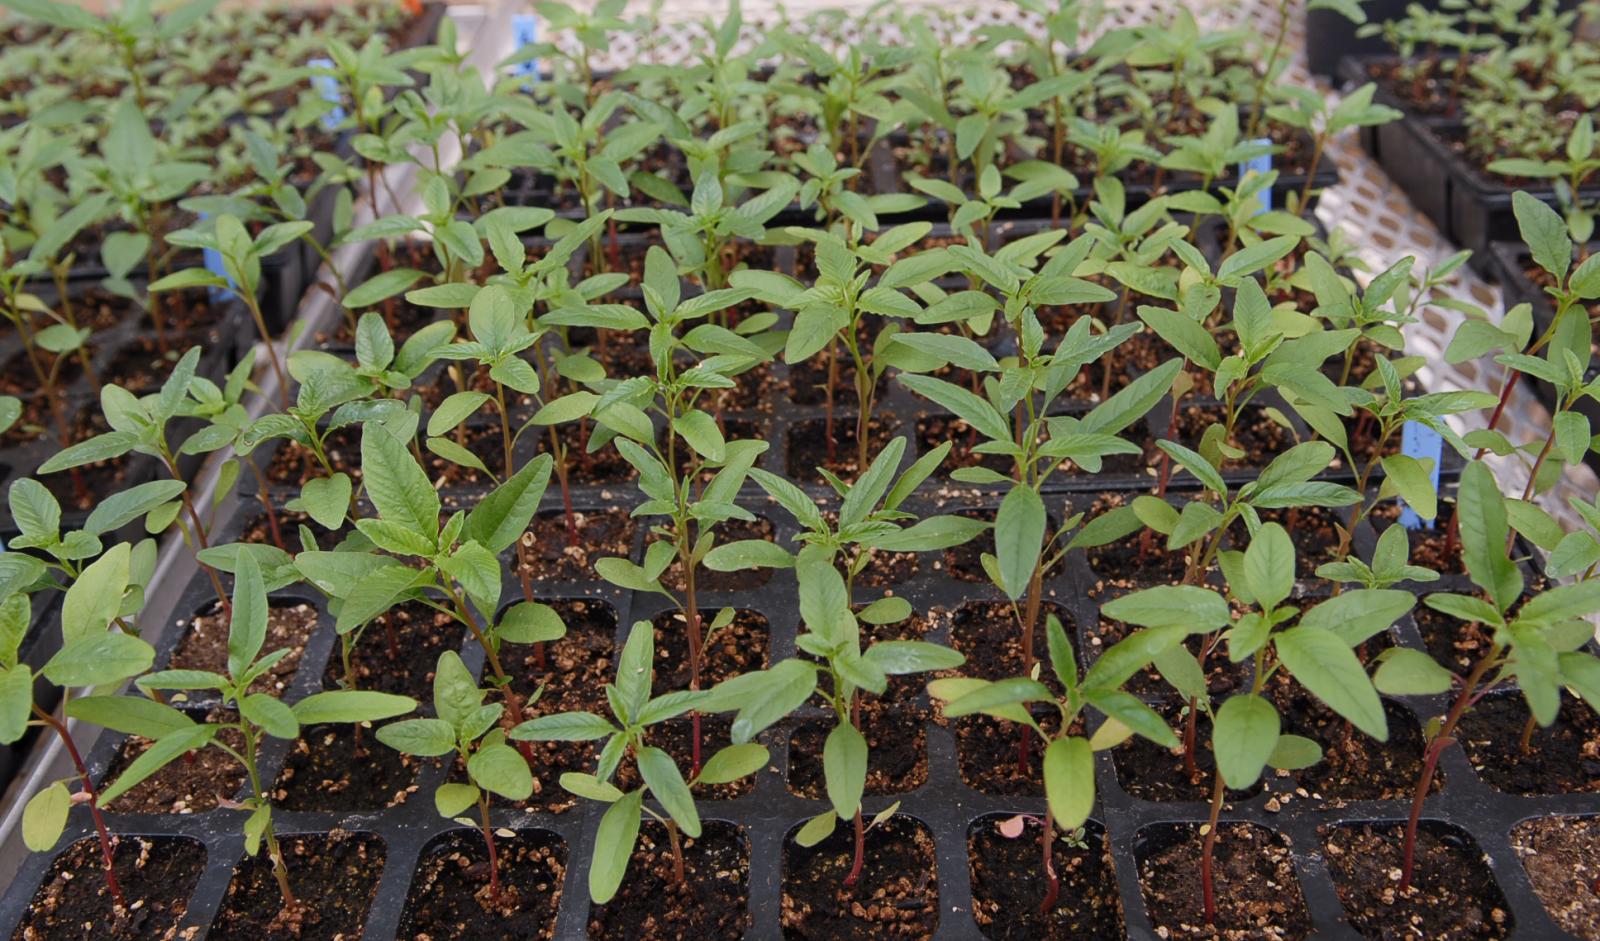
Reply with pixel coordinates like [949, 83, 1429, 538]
[590, 789, 643, 903]
[696, 743, 769, 785]
[863, 640, 964, 674]
[241, 692, 299, 739]
[1042, 736, 1095, 830]
[1381, 455, 1437, 521]
[994, 486, 1045, 600]
[1374, 648, 1456, 695]
[1275, 626, 1388, 740]
[228, 553, 268, 678]
[794, 810, 838, 847]
[512, 711, 616, 741]
[465, 454, 553, 554]
[823, 723, 867, 819]
[1213, 694, 1279, 790]
[83, 480, 186, 536]
[361, 425, 439, 545]
[60, 543, 130, 644]
[1457, 462, 1521, 613]
[1513, 191, 1570, 284]
[638, 746, 699, 836]
[22, 782, 70, 853]
[376, 718, 457, 757]
[344, 268, 425, 309]
[98, 725, 217, 807]
[468, 742, 534, 801]
[290, 690, 416, 725]
[293, 473, 352, 530]
[1266, 734, 1323, 771]
[434, 782, 480, 818]
[497, 602, 567, 645]
[42, 632, 154, 688]
[1242, 522, 1294, 611]
[1100, 586, 1230, 631]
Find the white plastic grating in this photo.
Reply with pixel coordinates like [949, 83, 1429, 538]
[544, 0, 1597, 534]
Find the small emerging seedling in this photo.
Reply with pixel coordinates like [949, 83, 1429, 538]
[513, 620, 770, 903]
[378, 651, 533, 904]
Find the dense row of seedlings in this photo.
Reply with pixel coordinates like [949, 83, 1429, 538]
[1, 0, 1599, 939]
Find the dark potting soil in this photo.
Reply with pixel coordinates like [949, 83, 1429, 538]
[507, 597, 617, 707]
[102, 718, 247, 814]
[655, 516, 776, 592]
[514, 507, 638, 583]
[320, 599, 465, 702]
[102, 332, 214, 394]
[952, 712, 1067, 797]
[1412, 605, 1489, 677]
[1111, 703, 1261, 804]
[273, 723, 428, 812]
[396, 828, 566, 941]
[208, 830, 385, 941]
[589, 821, 751, 941]
[1084, 514, 1190, 598]
[40, 453, 137, 514]
[1322, 822, 1512, 941]
[967, 816, 1126, 940]
[0, 345, 90, 395]
[1267, 676, 1432, 802]
[786, 416, 900, 484]
[531, 422, 635, 485]
[781, 815, 939, 941]
[842, 541, 920, 587]
[788, 708, 930, 798]
[10, 835, 206, 941]
[649, 608, 770, 694]
[948, 599, 1072, 694]
[1456, 694, 1600, 795]
[265, 426, 362, 486]
[169, 601, 318, 698]
[915, 413, 1013, 477]
[784, 351, 886, 408]
[1137, 822, 1310, 941]
[1174, 402, 1292, 470]
[1239, 505, 1349, 580]
[1511, 815, 1600, 941]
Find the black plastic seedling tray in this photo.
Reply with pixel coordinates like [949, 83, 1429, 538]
[1340, 56, 1600, 279]
[2, 462, 1590, 940]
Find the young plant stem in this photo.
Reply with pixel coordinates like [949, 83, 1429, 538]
[239, 291, 289, 411]
[1200, 769, 1225, 926]
[824, 339, 839, 463]
[1294, 135, 1325, 219]
[243, 726, 297, 910]
[477, 791, 502, 901]
[666, 817, 687, 887]
[33, 703, 125, 908]
[1038, 803, 1059, 914]
[1400, 644, 1500, 890]
[843, 692, 866, 890]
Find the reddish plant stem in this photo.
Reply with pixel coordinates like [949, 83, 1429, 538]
[844, 692, 866, 890]
[34, 705, 124, 908]
[1201, 769, 1225, 926]
[1401, 647, 1498, 889]
[1038, 805, 1059, 914]
[478, 792, 502, 902]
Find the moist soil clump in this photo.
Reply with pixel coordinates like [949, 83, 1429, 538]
[396, 829, 566, 940]
[208, 830, 386, 941]
[1323, 823, 1512, 940]
[1137, 822, 1310, 940]
[589, 821, 751, 941]
[967, 816, 1126, 940]
[1512, 816, 1600, 941]
[11, 836, 206, 941]
[781, 815, 938, 940]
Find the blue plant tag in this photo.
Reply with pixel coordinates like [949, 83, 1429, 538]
[1238, 139, 1273, 214]
[1397, 420, 1443, 530]
[308, 57, 346, 131]
[198, 211, 236, 303]
[511, 14, 539, 86]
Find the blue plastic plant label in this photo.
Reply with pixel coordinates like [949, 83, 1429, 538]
[308, 57, 346, 131]
[1238, 138, 1272, 214]
[511, 14, 539, 86]
[198, 211, 236, 303]
[1397, 420, 1443, 530]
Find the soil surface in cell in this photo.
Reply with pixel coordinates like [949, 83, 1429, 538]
[1138, 822, 1310, 940]
[968, 816, 1126, 940]
[170, 601, 318, 697]
[11, 836, 206, 941]
[208, 830, 386, 941]
[1322, 822, 1512, 940]
[782, 815, 939, 940]
[397, 829, 566, 940]
[590, 821, 751, 941]
[1512, 815, 1600, 941]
